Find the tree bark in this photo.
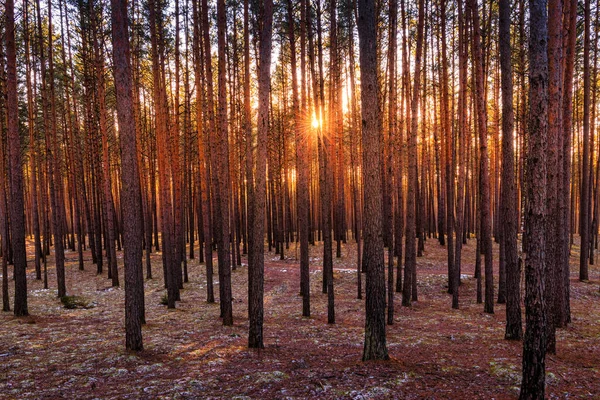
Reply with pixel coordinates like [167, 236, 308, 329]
[288, 0, 310, 317]
[216, 0, 233, 326]
[6, 0, 28, 315]
[560, 0, 577, 325]
[545, 0, 563, 353]
[111, 0, 145, 351]
[248, 0, 273, 349]
[468, 0, 494, 314]
[403, 0, 425, 308]
[580, 0, 591, 282]
[520, 0, 548, 396]
[357, 0, 388, 361]
[500, 0, 523, 340]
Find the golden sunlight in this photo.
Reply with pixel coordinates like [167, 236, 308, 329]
[311, 114, 322, 129]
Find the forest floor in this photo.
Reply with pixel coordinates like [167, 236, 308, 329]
[1, 236, 599, 399]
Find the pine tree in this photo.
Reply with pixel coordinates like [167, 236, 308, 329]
[111, 0, 145, 351]
[357, 0, 388, 362]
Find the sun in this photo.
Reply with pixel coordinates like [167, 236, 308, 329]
[311, 114, 321, 129]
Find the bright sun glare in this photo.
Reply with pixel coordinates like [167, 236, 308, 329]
[311, 114, 321, 129]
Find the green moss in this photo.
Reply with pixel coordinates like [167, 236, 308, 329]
[253, 371, 289, 384]
[489, 360, 520, 384]
[160, 294, 169, 305]
[60, 296, 94, 309]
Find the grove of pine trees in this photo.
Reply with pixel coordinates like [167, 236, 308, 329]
[1, 0, 600, 397]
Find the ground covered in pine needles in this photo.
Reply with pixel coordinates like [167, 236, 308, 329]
[1, 237, 599, 399]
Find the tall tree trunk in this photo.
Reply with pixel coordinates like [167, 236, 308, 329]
[358, 0, 388, 362]
[387, 0, 397, 325]
[580, 0, 591, 282]
[545, 0, 563, 352]
[215, 0, 233, 325]
[520, 0, 548, 396]
[560, 0, 577, 325]
[289, 0, 310, 317]
[173, 0, 185, 291]
[248, 0, 273, 349]
[242, 0, 253, 311]
[453, 0, 467, 309]
[6, 0, 28, 315]
[111, 0, 145, 351]
[469, 0, 494, 314]
[403, 0, 425, 308]
[192, 0, 214, 303]
[45, 0, 67, 298]
[201, 0, 218, 305]
[93, 10, 119, 287]
[149, 0, 177, 308]
[440, 0, 454, 297]
[500, 0, 523, 340]
[24, 0, 43, 280]
[0, 107, 9, 311]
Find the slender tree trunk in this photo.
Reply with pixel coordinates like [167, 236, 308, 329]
[242, 0, 253, 313]
[560, 0, 577, 325]
[403, 0, 425, 308]
[93, 11, 119, 287]
[387, 0, 397, 325]
[289, 0, 310, 317]
[173, 0, 185, 292]
[192, 0, 214, 303]
[0, 127, 9, 311]
[201, 0, 218, 305]
[45, 0, 67, 298]
[440, 0, 454, 298]
[24, 0, 43, 280]
[248, 0, 273, 349]
[580, 0, 591, 282]
[469, 0, 494, 314]
[216, 0, 233, 326]
[500, 0, 523, 340]
[452, 0, 467, 309]
[545, 0, 563, 352]
[6, 0, 27, 313]
[149, 0, 177, 308]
